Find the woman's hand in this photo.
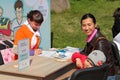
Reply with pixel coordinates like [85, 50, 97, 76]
[34, 49, 42, 55]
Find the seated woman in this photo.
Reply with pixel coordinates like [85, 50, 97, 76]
[77, 13, 116, 76]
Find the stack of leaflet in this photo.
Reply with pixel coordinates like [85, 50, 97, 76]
[53, 46, 82, 59]
[39, 46, 82, 59]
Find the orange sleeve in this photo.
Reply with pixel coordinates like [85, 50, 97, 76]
[14, 25, 27, 45]
[14, 25, 40, 49]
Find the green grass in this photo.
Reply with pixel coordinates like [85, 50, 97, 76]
[51, 0, 120, 49]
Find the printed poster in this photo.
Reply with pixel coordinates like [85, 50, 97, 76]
[0, 0, 51, 49]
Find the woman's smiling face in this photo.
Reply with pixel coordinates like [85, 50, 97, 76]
[81, 18, 96, 36]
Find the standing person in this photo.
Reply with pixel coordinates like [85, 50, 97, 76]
[112, 7, 120, 55]
[79, 13, 116, 76]
[14, 10, 44, 58]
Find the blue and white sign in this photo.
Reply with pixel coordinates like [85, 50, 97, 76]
[18, 38, 30, 70]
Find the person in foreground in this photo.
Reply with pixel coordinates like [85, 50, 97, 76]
[14, 10, 44, 58]
[112, 7, 120, 54]
[77, 13, 116, 77]
[72, 50, 106, 69]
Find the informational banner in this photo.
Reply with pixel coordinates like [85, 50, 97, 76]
[18, 38, 29, 70]
[0, 0, 51, 49]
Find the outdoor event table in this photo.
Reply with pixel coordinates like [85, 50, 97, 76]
[0, 56, 74, 80]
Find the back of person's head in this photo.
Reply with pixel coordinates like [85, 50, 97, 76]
[87, 50, 106, 66]
[113, 7, 120, 19]
[27, 10, 44, 24]
[80, 13, 96, 24]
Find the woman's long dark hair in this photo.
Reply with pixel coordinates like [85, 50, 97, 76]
[112, 8, 120, 38]
[80, 13, 96, 24]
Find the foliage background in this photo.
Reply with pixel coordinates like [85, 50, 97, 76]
[51, 0, 120, 49]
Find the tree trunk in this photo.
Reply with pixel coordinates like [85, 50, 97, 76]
[51, 0, 70, 13]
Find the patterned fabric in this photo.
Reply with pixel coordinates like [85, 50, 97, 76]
[1, 48, 14, 64]
[0, 40, 14, 64]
